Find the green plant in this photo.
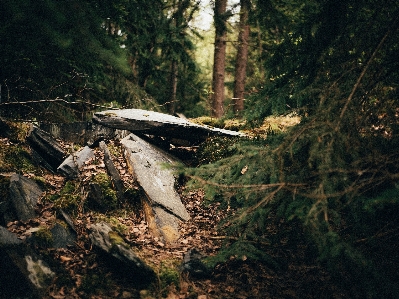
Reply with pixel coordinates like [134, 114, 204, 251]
[49, 181, 81, 213]
[35, 226, 53, 247]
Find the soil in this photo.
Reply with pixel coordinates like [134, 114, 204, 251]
[1, 135, 348, 299]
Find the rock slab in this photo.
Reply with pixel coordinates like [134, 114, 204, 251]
[89, 222, 155, 284]
[93, 108, 245, 142]
[121, 133, 189, 242]
[9, 174, 43, 222]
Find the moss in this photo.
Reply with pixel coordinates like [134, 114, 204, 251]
[0, 145, 36, 173]
[156, 259, 181, 297]
[35, 226, 53, 247]
[92, 173, 118, 210]
[108, 231, 129, 249]
[196, 136, 239, 164]
[49, 181, 81, 213]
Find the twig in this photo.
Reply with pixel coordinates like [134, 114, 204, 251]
[0, 97, 118, 110]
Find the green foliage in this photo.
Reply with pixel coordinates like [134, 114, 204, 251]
[92, 173, 119, 211]
[196, 136, 240, 164]
[49, 181, 81, 213]
[35, 226, 53, 248]
[205, 240, 282, 272]
[0, 145, 36, 173]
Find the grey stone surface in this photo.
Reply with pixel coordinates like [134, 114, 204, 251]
[93, 108, 245, 142]
[39, 121, 129, 145]
[89, 222, 155, 283]
[27, 125, 66, 172]
[50, 223, 76, 248]
[9, 174, 42, 222]
[57, 146, 94, 178]
[121, 134, 189, 221]
[0, 246, 55, 298]
[0, 226, 22, 247]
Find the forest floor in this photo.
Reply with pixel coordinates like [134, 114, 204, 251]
[2, 120, 349, 299]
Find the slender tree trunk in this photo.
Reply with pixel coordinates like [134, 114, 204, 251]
[168, 59, 178, 114]
[233, 0, 250, 116]
[211, 0, 228, 118]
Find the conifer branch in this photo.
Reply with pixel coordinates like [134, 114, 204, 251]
[335, 18, 398, 132]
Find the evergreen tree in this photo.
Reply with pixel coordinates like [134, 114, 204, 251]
[0, 0, 132, 121]
[187, 0, 399, 296]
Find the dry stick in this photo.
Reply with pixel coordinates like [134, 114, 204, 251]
[187, 175, 305, 191]
[0, 97, 117, 110]
[334, 24, 395, 132]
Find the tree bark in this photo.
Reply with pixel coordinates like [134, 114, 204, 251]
[233, 0, 250, 116]
[211, 0, 228, 118]
[168, 59, 178, 114]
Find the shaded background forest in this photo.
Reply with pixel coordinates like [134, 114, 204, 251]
[1, 0, 399, 297]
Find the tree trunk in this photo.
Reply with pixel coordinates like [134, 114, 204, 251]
[168, 59, 178, 114]
[233, 0, 250, 116]
[211, 0, 228, 118]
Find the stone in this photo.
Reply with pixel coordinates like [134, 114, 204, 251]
[89, 222, 155, 284]
[50, 222, 76, 248]
[57, 145, 94, 178]
[26, 125, 66, 172]
[0, 245, 55, 298]
[39, 121, 129, 145]
[181, 249, 211, 279]
[93, 108, 245, 143]
[0, 226, 22, 247]
[121, 134, 189, 243]
[121, 134, 189, 221]
[9, 174, 43, 222]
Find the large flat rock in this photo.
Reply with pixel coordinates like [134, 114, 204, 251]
[93, 109, 245, 142]
[121, 134, 189, 242]
[121, 134, 189, 221]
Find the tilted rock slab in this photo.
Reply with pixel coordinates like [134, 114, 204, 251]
[57, 146, 95, 178]
[121, 134, 189, 242]
[89, 222, 155, 284]
[93, 108, 245, 143]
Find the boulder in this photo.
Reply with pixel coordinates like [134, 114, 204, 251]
[39, 121, 129, 145]
[9, 174, 43, 222]
[0, 225, 22, 248]
[57, 146, 94, 178]
[0, 227, 55, 299]
[50, 222, 76, 248]
[26, 125, 66, 172]
[89, 222, 155, 284]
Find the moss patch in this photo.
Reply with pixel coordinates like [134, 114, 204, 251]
[48, 181, 81, 213]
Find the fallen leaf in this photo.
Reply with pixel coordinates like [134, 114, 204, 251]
[60, 255, 72, 262]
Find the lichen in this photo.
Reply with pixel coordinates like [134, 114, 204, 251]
[25, 255, 55, 288]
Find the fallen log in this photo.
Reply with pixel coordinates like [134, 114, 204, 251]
[27, 126, 66, 172]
